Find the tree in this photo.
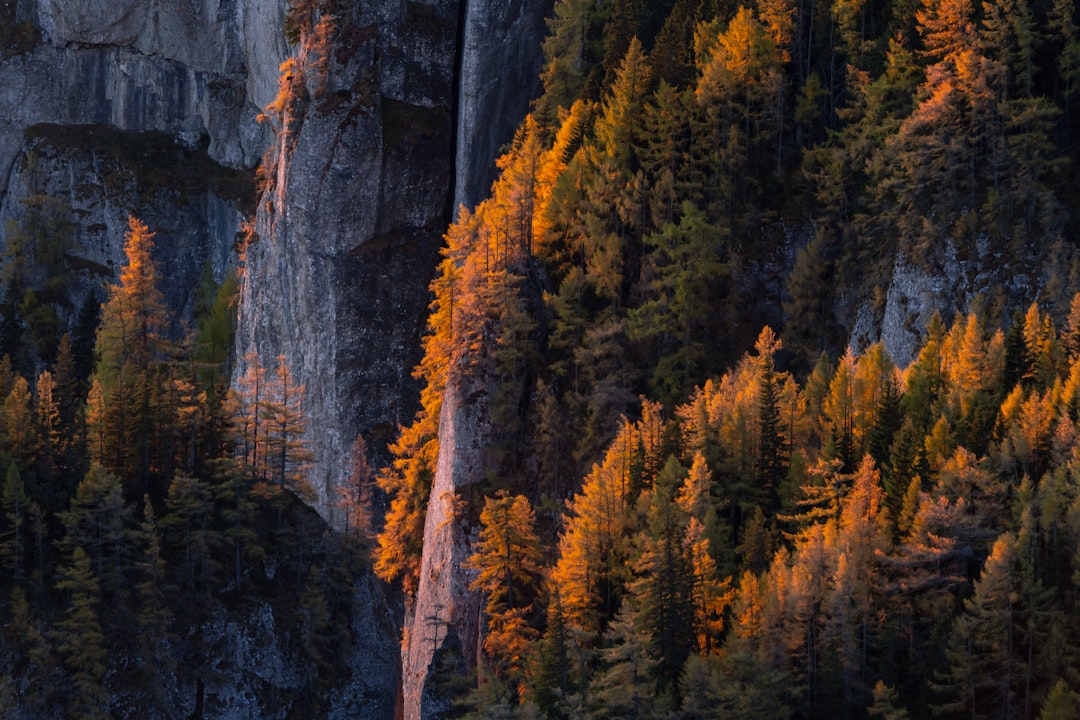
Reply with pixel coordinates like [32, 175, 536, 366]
[932, 532, 1019, 719]
[92, 216, 171, 488]
[58, 464, 133, 594]
[163, 471, 220, 594]
[867, 680, 910, 719]
[589, 601, 658, 720]
[95, 216, 168, 391]
[466, 491, 544, 681]
[630, 456, 696, 692]
[255, 354, 315, 505]
[134, 496, 174, 711]
[1040, 680, 1080, 720]
[551, 408, 652, 635]
[3, 374, 36, 469]
[335, 433, 376, 544]
[54, 547, 109, 720]
[629, 201, 729, 403]
[0, 461, 28, 582]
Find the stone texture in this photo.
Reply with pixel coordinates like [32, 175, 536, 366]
[455, 0, 552, 213]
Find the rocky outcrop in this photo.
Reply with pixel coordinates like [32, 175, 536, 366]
[402, 379, 491, 719]
[454, 0, 552, 213]
[0, 0, 278, 335]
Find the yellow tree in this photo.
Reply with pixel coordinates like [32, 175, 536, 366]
[92, 216, 171, 487]
[823, 348, 858, 469]
[551, 410, 645, 636]
[95, 217, 168, 392]
[465, 491, 543, 682]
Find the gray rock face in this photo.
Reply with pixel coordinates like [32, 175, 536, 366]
[234, 4, 549, 716]
[875, 250, 964, 367]
[0, 125, 246, 326]
[455, 0, 552, 213]
[235, 0, 549, 521]
[0, 0, 279, 335]
[188, 574, 400, 720]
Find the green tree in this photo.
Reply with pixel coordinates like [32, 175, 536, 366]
[628, 201, 728, 404]
[54, 547, 109, 720]
[589, 601, 658, 720]
[58, 464, 133, 594]
[134, 496, 174, 711]
[0, 461, 28, 582]
[1039, 680, 1080, 720]
[629, 456, 697, 693]
[932, 532, 1019, 719]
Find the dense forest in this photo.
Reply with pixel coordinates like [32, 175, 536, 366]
[374, 0, 1080, 717]
[7, 0, 1080, 717]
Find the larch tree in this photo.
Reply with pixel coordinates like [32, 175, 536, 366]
[92, 216, 171, 487]
[465, 491, 544, 682]
[552, 410, 644, 636]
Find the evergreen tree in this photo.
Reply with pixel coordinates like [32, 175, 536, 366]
[58, 464, 133, 594]
[932, 532, 1020, 719]
[589, 601, 659, 720]
[0, 461, 28, 582]
[54, 547, 109, 720]
[134, 496, 174, 711]
[629, 456, 696, 693]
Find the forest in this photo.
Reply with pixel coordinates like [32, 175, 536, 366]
[5, 0, 1080, 717]
[0, 217, 376, 718]
[374, 0, 1080, 717]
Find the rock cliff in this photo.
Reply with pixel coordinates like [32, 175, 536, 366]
[0, 0, 276, 337]
[235, 0, 550, 522]
[2, 0, 550, 716]
[233, 3, 550, 716]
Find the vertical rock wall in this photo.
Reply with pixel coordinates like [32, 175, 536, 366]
[234, 0, 549, 528]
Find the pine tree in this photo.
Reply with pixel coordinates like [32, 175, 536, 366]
[932, 532, 1019, 719]
[134, 496, 174, 711]
[163, 471, 220, 594]
[58, 464, 134, 594]
[0, 461, 28, 582]
[54, 547, 109, 720]
[589, 601, 658, 720]
[629, 456, 696, 692]
[629, 201, 729, 403]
